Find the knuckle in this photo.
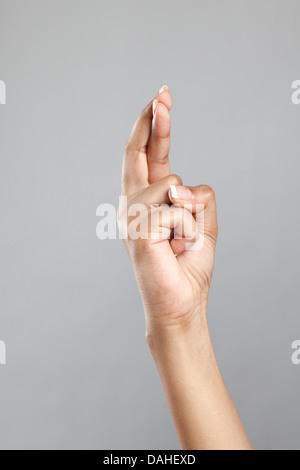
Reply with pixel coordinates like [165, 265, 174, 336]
[122, 173, 131, 190]
[124, 140, 133, 156]
[168, 174, 182, 186]
[159, 153, 169, 163]
[200, 185, 215, 201]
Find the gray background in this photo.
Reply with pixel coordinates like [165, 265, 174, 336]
[0, 0, 299, 450]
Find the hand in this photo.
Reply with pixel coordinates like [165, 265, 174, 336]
[119, 86, 218, 340]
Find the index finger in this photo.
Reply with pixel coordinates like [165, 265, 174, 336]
[122, 101, 153, 196]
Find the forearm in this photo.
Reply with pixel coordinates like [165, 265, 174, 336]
[147, 313, 252, 451]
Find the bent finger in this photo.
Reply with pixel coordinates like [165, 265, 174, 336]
[168, 184, 218, 239]
[130, 174, 182, 207]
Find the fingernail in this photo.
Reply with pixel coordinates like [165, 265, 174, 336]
[153, 99, 158, 115]
[159, 85, 169, 94]
[169, 185, 192, 200]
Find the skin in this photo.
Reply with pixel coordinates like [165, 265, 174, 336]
[119, 86, 252, 451]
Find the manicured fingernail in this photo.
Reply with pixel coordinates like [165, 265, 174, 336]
[169, 185, 192, 200]
[153, 99, 158, 115]
[159, 85, 169, 94]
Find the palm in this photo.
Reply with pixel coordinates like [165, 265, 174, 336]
[128, 228, 216, 320]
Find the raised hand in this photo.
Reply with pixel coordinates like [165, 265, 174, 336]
[119, 86, 218, 340]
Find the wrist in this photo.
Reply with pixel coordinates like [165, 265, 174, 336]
[145, 306, 212, 359]
[145, 291, 209, 336]
[146, 315, 218, 403]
